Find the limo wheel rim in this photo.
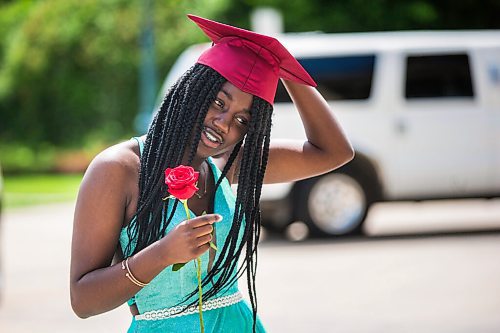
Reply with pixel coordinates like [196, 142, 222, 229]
[308, 173, 366, 235]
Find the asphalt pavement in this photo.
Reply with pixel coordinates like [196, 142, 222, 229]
[1, 199, 499, 332]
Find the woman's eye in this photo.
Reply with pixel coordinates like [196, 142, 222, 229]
[236, 116, 248, 126]
[214, 99, 224, 109]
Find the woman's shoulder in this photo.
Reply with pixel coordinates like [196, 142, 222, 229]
[83, 139, 141, 191]
[91, 139, 139, 169]
[73, 140, 142, 248]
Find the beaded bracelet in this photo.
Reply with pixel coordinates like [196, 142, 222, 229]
[122, 258, 149, 288]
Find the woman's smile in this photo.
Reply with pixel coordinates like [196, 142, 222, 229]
[201, 126, 224, 149]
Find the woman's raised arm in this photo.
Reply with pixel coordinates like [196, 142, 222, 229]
[263, 79, 354, 184]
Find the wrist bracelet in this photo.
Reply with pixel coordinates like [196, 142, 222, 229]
[122, 258, 149, 288]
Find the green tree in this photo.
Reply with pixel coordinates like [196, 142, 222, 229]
[0, 0, 230, 149]
[220, 0, 500, 32]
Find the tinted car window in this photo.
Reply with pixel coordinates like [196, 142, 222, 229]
[275, 55, 376, 103]
[405, 54, 474, 98]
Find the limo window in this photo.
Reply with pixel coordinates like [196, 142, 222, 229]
[405, 54, 474, 98]
[274, 55, 376, 103]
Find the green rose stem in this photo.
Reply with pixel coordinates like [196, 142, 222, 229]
[163, 165, 219, 333]
[164, 192, 217, 333]
[181, 199, 205, 333]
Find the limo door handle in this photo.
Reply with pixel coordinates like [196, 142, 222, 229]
[395, 119, 407, 135]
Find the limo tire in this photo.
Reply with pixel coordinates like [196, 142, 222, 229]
[293, 162, 378, 237]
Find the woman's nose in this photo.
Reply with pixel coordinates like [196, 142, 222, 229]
[213, 113, 230, 134]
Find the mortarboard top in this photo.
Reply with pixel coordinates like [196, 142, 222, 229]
[187, 14, 316, 105]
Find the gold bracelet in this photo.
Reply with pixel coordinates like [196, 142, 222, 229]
[122, 258, 149, 287]
[124, 258, 149, 287]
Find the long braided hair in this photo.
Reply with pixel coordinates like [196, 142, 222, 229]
[125, 63, 273, 328]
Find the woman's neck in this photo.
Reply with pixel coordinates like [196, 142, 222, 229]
[181, 152, 205, 171]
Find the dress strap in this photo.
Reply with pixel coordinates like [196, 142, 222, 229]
[206, 157, 220, 178]
[132, 137, 144, 156]
[206, 157, 232, 188]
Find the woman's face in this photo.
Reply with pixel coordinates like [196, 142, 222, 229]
[197, 81, 253, 157]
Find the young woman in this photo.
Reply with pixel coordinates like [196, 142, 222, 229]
[70, 15, 354, 332]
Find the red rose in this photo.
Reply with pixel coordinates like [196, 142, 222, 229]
[164, 165, 199, 200]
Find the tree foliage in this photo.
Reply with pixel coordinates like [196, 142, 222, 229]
[221, 0, 500, 32]
[0, 0, 230, 148]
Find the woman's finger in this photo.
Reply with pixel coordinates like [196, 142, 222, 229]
[192, 224, 213, 237]
[196, 234, 212, 247]
[188, 214, 222, 228]
[195, 244, 211, 256]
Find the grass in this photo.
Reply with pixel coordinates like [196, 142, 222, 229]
[2, 173, 83, 209]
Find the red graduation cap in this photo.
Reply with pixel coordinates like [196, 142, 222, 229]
[187, 14, 317, 105]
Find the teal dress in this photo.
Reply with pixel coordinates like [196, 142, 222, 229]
[120, 138, 266, 332]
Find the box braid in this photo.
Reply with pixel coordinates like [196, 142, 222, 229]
[124, 63, 274, 331]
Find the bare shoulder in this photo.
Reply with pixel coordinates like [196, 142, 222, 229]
[75, 139, 141, 227]
[82, 140, 139, 189]
[87, 140, 139, 177]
